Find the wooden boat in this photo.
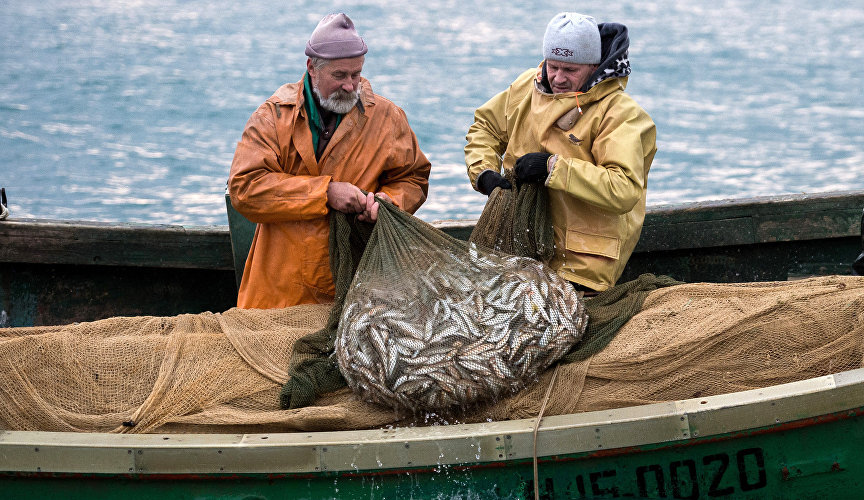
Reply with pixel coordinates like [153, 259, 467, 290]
[1, 190, 863, 498]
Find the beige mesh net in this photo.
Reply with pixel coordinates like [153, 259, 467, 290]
[1, 275, 862, 433]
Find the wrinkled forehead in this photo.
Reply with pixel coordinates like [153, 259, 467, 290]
[546, 59, 592, 71]
[321, 56, 365, 73]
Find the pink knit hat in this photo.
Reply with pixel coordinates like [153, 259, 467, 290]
[305, 13, 368, 59]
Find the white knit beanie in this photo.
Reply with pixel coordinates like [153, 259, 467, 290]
[542, 12, 601, 64]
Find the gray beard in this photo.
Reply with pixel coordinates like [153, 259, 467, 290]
[313, 82, 362, 114]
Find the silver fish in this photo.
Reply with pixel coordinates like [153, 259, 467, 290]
[335, 247, 588, 412]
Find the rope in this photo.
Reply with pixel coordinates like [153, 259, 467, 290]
[532, 363, 561, 500]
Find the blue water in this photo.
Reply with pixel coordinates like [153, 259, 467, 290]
[2, 0, 863, 226]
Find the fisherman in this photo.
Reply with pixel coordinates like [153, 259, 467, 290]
[465, 12, 656, 294]
[228, 13, 431, 309]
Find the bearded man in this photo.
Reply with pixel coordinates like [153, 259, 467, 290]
[228, 13, 431, 309]
[465, 12, 656, 294]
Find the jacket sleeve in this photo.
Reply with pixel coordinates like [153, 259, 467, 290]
[377, 107, 431, 214]
[546, 94, 657, 214]
[228, 103, 331, 223]
[464, 88, 510, 191]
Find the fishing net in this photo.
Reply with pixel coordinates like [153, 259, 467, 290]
[546, 276, 864, 415]
[1, 181, 862, 432]
[334, 200, 586, 412]
[282, 182, 596, 412]
[468, 172, 555, 263]
[278, 210, 375, 410]
[1, 275, 862, 433]
[0, 305, 331, 433]
[285, 182, 645, 413]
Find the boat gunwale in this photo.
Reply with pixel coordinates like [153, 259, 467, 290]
[2, 189, 863, 270]
[2, 367, 863, 476]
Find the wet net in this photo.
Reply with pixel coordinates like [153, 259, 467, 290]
[1, 275, 862, 433]
[282, 185, 660, 412]
[1, 187, 863, 432]
[333, 200, 586, 412]
[468, 173, 555, 263]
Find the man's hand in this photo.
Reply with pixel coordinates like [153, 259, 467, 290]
[357, 191, 392, 222]
[515, 152, 552, 185]
[476, 170, 512, 196]
[326, 181, 366, 214]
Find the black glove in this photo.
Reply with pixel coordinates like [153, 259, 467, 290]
[515, 152, 552, 185]
[476, 170, 512, 196]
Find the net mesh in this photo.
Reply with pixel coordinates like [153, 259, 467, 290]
[2, 188, 862, 432]
[468, 173, 555, 263]
[280, 183, 581, 410]
[278, 211, 374, 410]
[1, 275, 861, 433]
[334, 200, 586, 412]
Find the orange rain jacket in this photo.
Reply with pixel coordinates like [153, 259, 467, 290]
[228, 76, 431, 309]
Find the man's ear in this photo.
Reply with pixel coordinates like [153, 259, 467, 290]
[306, 58, 314, 76]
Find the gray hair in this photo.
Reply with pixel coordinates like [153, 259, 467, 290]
[309, 57, 330, 70]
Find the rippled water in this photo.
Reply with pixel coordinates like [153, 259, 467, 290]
[2, 0, 863, 225]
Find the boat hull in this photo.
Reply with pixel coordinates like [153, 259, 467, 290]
[1, 191, 862, 498]
[2, 369, 863, 499]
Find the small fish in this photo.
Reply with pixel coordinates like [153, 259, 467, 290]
[336, 248, 588, 412]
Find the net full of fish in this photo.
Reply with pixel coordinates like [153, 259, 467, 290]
[335, 242, 588, 412]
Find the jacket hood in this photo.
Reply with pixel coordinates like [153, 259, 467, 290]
[585, 22, 631, 91]
[539, 22, 631, 93]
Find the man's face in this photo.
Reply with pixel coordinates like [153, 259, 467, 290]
[546, 60, 596, 94]
[308, 56, 364, 100]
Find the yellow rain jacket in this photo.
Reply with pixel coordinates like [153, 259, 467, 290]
[229, 77, 431, 309]
[465, 66, 656, 291]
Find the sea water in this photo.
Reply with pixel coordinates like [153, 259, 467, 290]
[1, 0, 863, 225]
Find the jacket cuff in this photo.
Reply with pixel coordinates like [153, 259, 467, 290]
[475, 169, 496, 190]
[544, 155, 559, 187]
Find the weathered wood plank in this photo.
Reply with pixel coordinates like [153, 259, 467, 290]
[1, 190, 861, 327]
[0, 262, 237, 327]
[0, 219, 233, 270]
[635, 190, 864, 252]
[3, 191, 861, 269]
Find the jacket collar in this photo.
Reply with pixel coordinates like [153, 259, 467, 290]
[534, 67, 626, 104]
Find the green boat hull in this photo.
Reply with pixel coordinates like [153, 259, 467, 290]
[2, 369, 863, 499]
[1, 190, 862, 498]
[4, 419, 862, 499]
